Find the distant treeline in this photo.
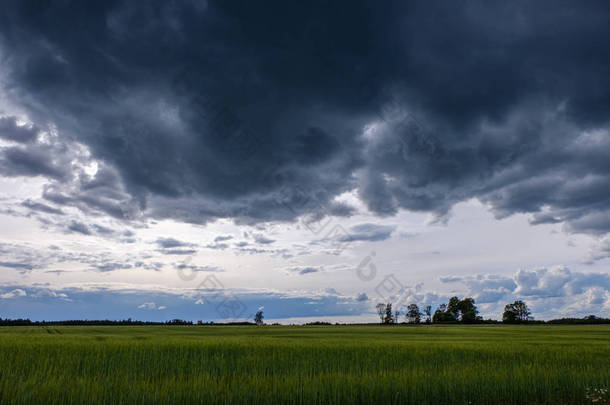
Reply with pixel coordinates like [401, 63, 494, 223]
[1, 316, 609, 326]
[547, 315, 610, 325]
[0, 318, 194, 326]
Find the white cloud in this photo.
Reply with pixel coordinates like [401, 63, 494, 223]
[0, 288, 26, 299]
[137, 302, 157, 310]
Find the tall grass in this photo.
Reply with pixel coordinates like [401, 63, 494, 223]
[0, 325, 608, 404]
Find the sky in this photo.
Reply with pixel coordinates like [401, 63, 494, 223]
[0, 1, 610, 323]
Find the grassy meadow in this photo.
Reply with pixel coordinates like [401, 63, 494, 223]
[0, 325, 608, 404]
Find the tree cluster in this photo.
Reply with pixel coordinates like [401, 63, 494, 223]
[432, 296, 481, 323]
[502, 300, 532, 323]
[376, 303, 401, 324]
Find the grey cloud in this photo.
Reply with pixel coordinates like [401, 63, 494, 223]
[0, 145, 70, 180]
[176, 263, 224, 273]
[0, 261, 33, 272]
[586, 237, 610, 263]
[0, 241, 152, 274]
[340, 223, 395, 242]
[286, 266, 320, 275]
[356, 292, 369, 302]
[67, 221, 91, 235]
[158, 248, 197, 256]
[93, 262, 133, 272]
[214, 235, 233, 242]
[253, 234, 275, 245]
[42, 163, 141, 221]
[155, 237, 194, 249]
[205, 242, 229, 250]
[439, 276, 463, 283]
[21, 199, 64, 215]
[0, 116, 39, 143]
[45, 270, 67, 275]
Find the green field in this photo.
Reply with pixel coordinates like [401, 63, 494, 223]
[0, 325, 608, 404]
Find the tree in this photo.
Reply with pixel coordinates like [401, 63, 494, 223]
[393, 309, 401, 324]
[432, 308, 456, 323]
[376, 303, 386, 324]
[424, 305, 432, 324]
[503, 300, 531, 323]
[458, 298, 479, 323]
[254, 309, 264, 325]
[406, 303, 421, 324]
[447, 296, 461, 320]
[384, 303, 394, 324]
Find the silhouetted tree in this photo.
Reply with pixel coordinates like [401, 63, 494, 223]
[384, 303, 394, 324]
[432, 297, 479, 323]
[432, 308, 456, 323]
[458, 298, 479, 323]
[376, 303, 386, 324]
[503, 300, 531, 323]
[254, 309, 264, 325]
[393, 309, 401, 324]
[406, 303, 421, 324]
[424, 305, 432, 324]
[447, 296, 461, 320]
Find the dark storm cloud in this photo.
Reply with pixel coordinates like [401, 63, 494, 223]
[0, 145, 70, 180]
[0, 1, 610, 234]
[0, 116, 40, 143]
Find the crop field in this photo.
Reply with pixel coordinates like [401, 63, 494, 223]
[0, 325, 608, 404]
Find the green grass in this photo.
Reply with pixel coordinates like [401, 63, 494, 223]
[0, 325, 608, 404]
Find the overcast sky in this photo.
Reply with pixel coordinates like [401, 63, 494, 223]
[1, 1, 610, 323]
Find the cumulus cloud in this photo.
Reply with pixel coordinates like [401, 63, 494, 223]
[439, 266, 610, 317]
[0, 288, 27, 299]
